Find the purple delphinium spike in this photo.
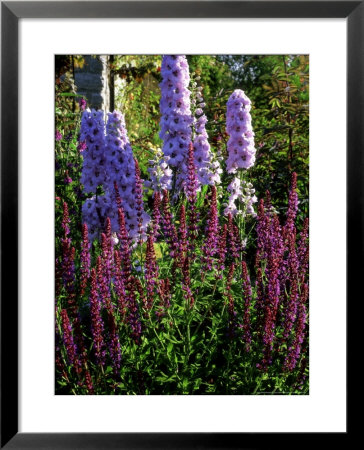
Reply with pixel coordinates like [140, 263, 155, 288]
[89, 268, 106, 367]
[80, 223, 91, 296]
[159, 55, 193, 192]
[60, 309, 80, 370]
[240, 261, 252, 352]
[80, 109, 107, 194]
[105, 110, 150, 242]
[225, 89, 256, 174]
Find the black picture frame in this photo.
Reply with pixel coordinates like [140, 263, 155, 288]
[1, 1, 358, 448]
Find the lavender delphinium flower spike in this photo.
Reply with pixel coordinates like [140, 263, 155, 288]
[105, 110, 150, 243]
[225, 89, 256, 173]
[80, 109, 107, 194]
[159, 55, 193, 192]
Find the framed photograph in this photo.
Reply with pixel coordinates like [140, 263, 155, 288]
[1, 1, 357, 448]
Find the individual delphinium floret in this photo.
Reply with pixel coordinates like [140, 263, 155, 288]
[159, 55, 193, 193]
[104, 110, 151, 243]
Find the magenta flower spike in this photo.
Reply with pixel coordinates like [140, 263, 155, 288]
[60, 309, 80, 370]
[80, 223, 90, 296]
[186, 143, 199, 250]
[145, 234, 159, 310]
[89, 268, 106, 367]
[241, 261, 252, 352]
[202, 186, 219, 271]
[283, 172, 299, 243]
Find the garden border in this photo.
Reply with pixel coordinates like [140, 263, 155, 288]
[1, 0, 358, 448]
